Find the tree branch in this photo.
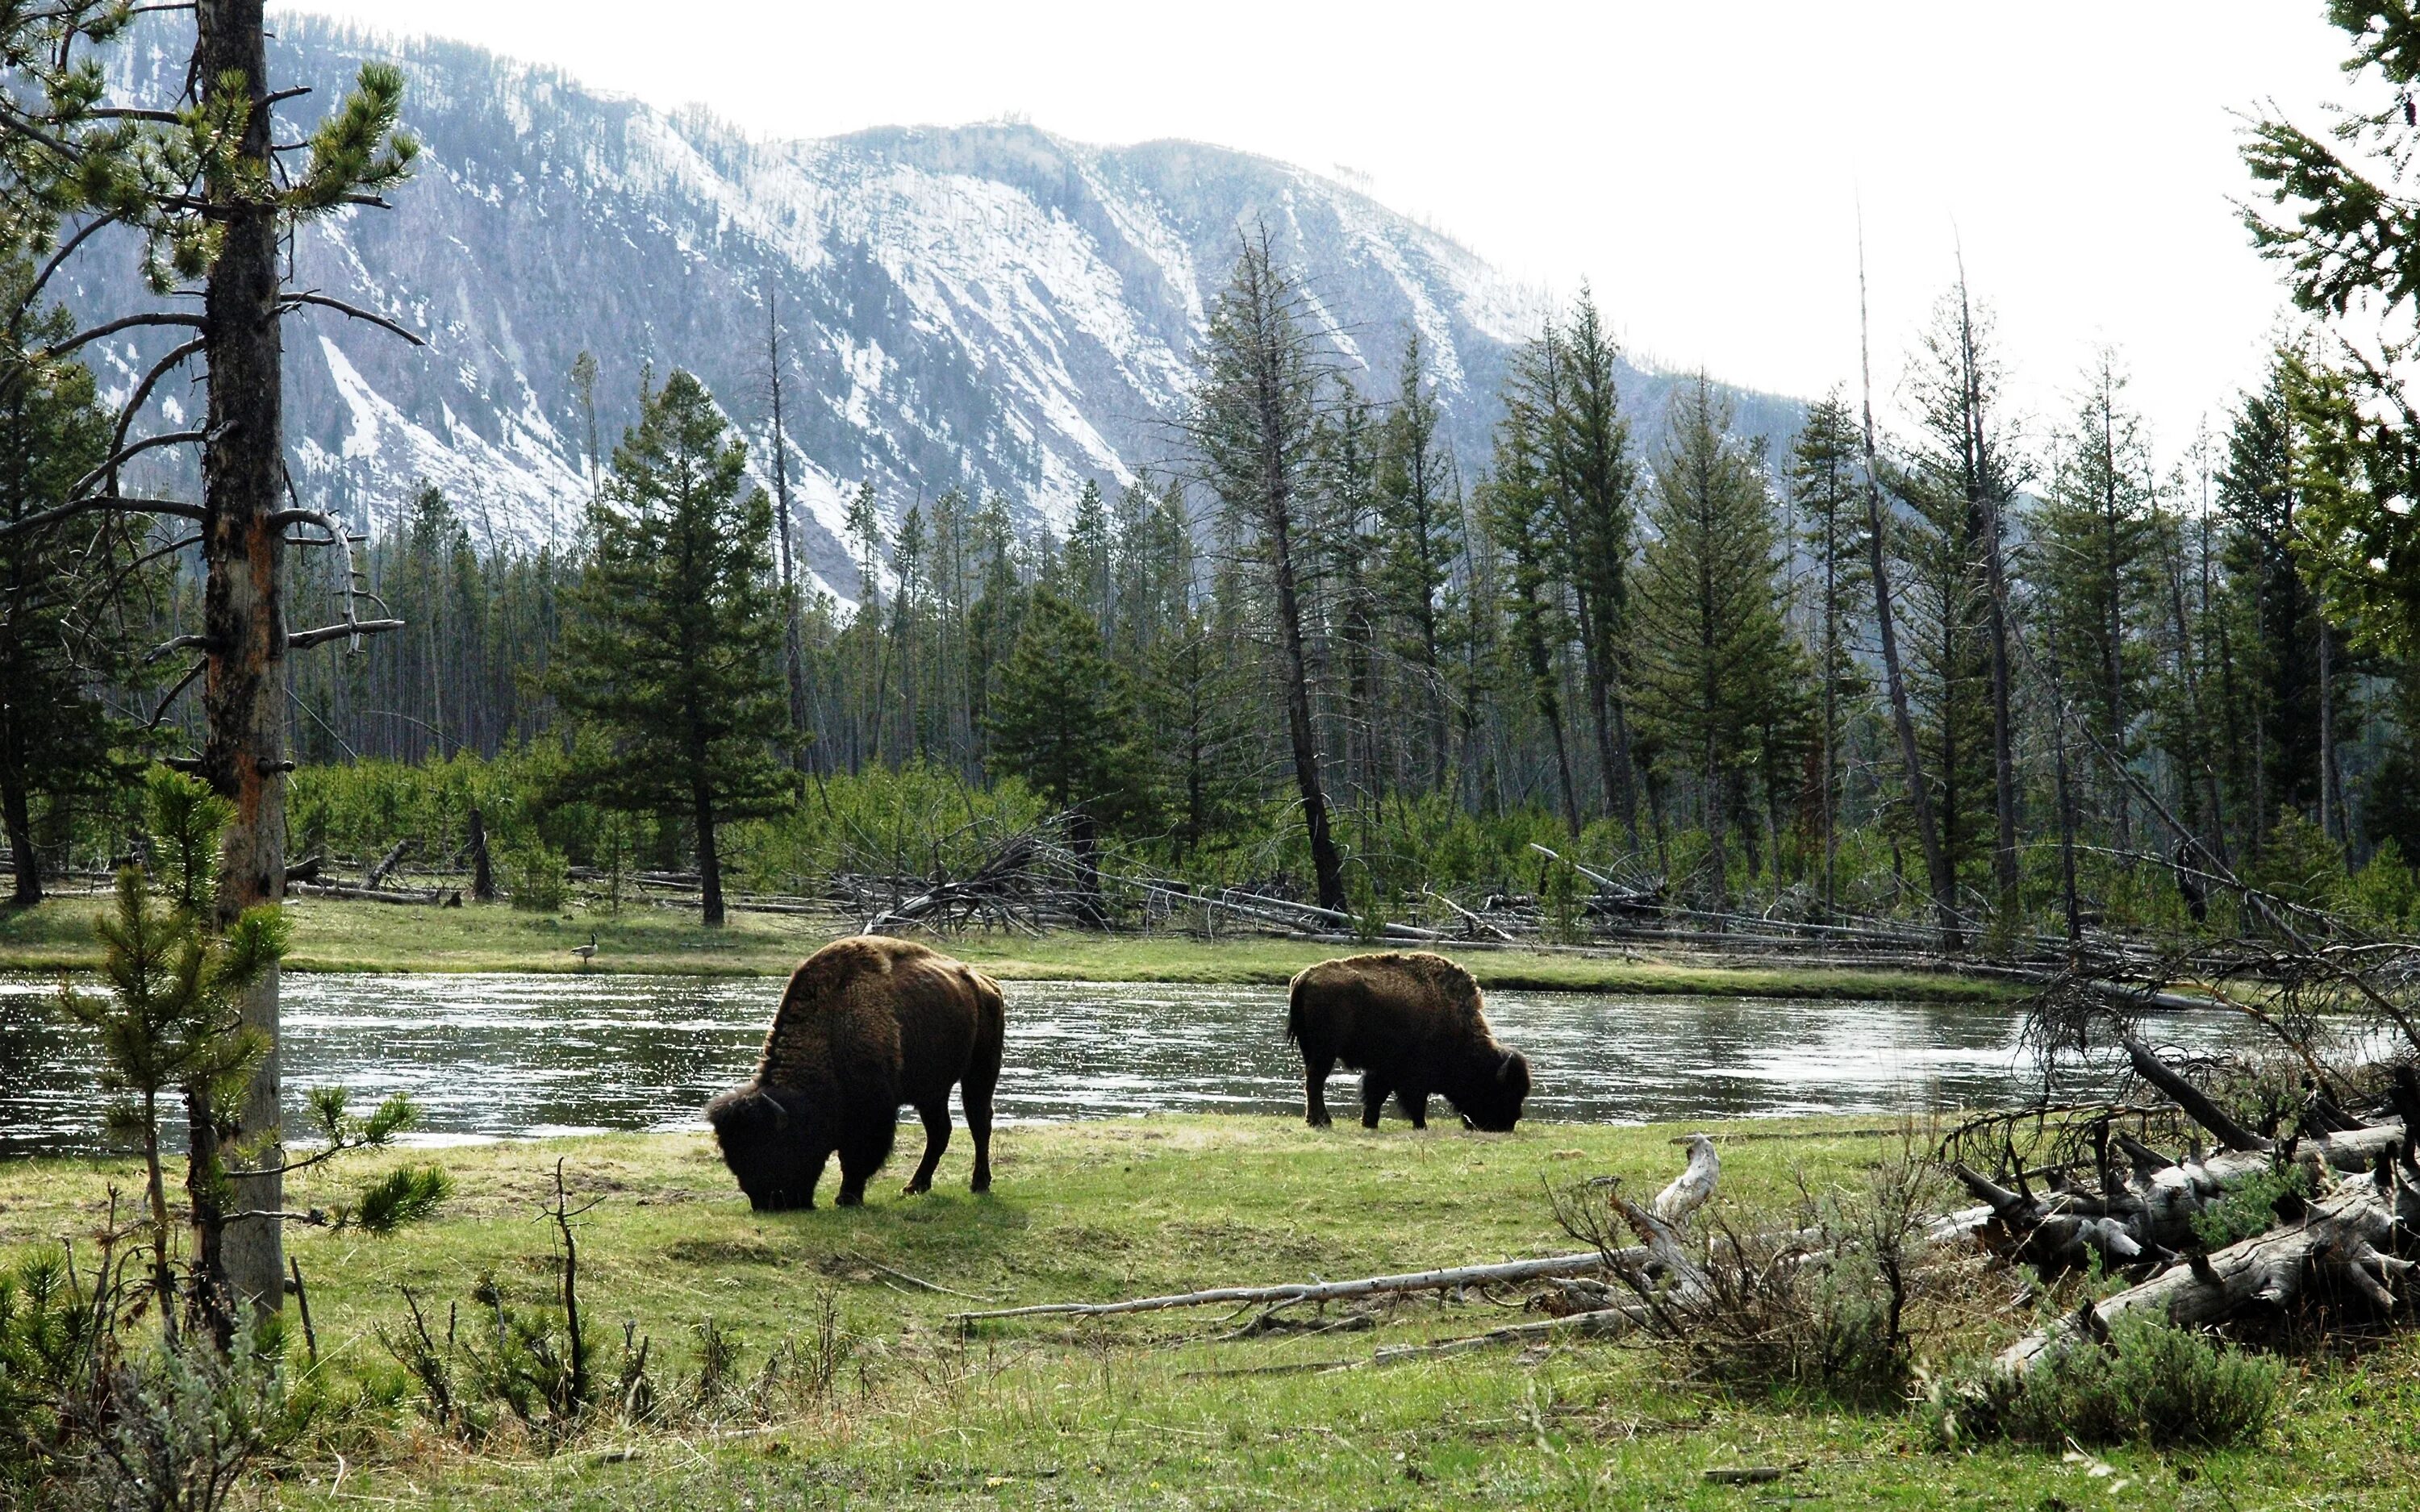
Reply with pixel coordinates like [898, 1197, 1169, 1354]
[277, 292, 424, 347]
[13, 211, 123, 334]
[0, 495, 204, 541]
[287, 619, 403, 651]
[106, 336, 207, 489]
[148, 660, 205, 728]
[35, 310, 207, 360]
[67, 429, 207, 500]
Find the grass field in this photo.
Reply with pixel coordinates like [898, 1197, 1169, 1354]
[3, 1117, 2405, 1509]
[0, 893, 2016, 1001]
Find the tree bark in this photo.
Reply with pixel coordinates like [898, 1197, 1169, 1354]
[692, 768, 724, 927]
[2, 768, 36, 908]
[466, 804, 494, 902]
[198, 0, 288, 1316]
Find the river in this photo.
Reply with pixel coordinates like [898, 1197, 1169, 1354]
[0, 973, 2268, 1156]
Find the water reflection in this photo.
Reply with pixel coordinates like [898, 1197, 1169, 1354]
[0, 973, 2261, 1156]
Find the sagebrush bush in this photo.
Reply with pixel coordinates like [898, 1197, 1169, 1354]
[1922, 1314, 2280, 1450]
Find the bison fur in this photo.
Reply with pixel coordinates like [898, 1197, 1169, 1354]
[1287, 951, 1531, 1131]
[707, 935, 1005, 1210]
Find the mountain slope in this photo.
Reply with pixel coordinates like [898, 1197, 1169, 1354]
[76, 15, 1801, 601]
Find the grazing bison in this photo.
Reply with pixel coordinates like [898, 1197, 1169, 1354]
[1287, 951, 1531, 1131]
[706, 935, 1005, 1210]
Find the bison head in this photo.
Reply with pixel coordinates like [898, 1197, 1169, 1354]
[1454, 1048, 1531, 1132]
[706, 1081, 820, 1210]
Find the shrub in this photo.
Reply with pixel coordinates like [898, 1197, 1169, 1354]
[2190, 1163, 2313, 1252]
[504, 840, 570, 912]
[1922, 1314, 2280, 1450]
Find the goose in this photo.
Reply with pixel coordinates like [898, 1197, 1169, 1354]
[571, 932, 598, 969]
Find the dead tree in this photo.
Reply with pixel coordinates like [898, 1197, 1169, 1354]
[0, 1, 419, 1312]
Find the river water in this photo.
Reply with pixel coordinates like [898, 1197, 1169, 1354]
[0, 973, 2269, 1156]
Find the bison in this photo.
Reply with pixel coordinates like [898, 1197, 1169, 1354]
[1287, 951, 1531, 1131]
[706, 935, 1005, 1210]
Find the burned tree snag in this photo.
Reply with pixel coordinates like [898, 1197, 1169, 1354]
[197, 0, 293, 1315]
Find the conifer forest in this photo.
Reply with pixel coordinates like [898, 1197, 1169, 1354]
[23, 4, 2420, 1509]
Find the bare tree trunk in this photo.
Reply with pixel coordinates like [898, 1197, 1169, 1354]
[692, 764, 724, 927]
[1859, 239, 1959, 951]
[766, 289, 811, 769]
[199, 0, 288, 1316]
[1958, 281, 2021, 928]
[2, 770, 36, 908]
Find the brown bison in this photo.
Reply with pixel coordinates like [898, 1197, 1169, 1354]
[706, 935, 1005, 1210]
[1287, 951, 1531, 1131]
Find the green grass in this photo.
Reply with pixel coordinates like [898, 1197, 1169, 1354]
[0, 893, 2015, 1001]
[2, 1116, 2405, 1509]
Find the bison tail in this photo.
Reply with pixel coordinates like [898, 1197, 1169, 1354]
[1286, 973, 1310, 1045]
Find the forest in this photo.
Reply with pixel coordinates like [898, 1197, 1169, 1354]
[19, 3, 2420, 1510]
[14, 245, 2419, 956]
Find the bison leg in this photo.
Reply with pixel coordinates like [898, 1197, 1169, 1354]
[1361, 1074, 1391, 1130]
[834, 1114, 896, 1208]
[962, 1078, 995, 1193]
[1302, 1048, 1337, 1127]
[903, 1100, 952, 1196]
[1399, 1089, 1429, 1129]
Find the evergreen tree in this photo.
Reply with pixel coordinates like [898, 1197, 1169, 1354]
[553, 370, 791, 926]
[987, 589, 1150, 908]
[2218, 359, 2326, 852]
[1192, 226, 1348, 912]
[1629, 377, 1804, 902]
[1483, 379, 1582, 835]
[0, 298, 127, 906]
[1542, 289, 1642, 837]
[1373, 331, 1460, 791]
[2034, 352, 2163, 853]
[1788, 392, 1871, 914]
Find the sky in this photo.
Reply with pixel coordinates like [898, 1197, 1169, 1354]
[296, 1, 2355, 462]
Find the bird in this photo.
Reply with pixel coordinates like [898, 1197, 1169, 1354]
[1654, 1133, 1719, 1225]
[571, 931, 598, 969]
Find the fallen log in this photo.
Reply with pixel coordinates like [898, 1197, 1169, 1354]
[289, 881, 453, 907]
[1954, 1033, 2407, 1275]
[1998, 1143, 2420, 1372]
[949, 1249, 1639, 1325]
[364, 839, 410, 890]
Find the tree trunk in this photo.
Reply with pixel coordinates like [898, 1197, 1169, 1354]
[466, 805, 494, 902]
[2, 768, 36, 908]
[693, 771, 724, 927]
[198, 0, 288, 1317]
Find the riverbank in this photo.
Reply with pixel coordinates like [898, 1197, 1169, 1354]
[0, 1116, 2391, 1509]
[0, 893, 2017, 1001]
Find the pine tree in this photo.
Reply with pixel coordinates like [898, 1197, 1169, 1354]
[1542, 289, 1642, 838]
[2218, 359, 2326, 852]
[1374, 331, 1460, 791]
[1629, 377, 1804, 903]
[1483, 378, 1582, 836]
[1191, 226, 1348, 912]
[1788, 392, 1871, 914]
[553, 370, 791, 926]
[2034, 351, 2162, 854]
[987, 589, 1150, 907]
[0, 298, 127, 906]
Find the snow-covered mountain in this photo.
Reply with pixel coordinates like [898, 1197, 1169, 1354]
[74, 15, 1801, 602]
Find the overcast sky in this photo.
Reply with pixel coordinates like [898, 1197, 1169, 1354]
[296, 2, 2352, 463]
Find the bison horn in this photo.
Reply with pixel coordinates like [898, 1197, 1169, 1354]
[1497, 1052, 1517, 1083]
